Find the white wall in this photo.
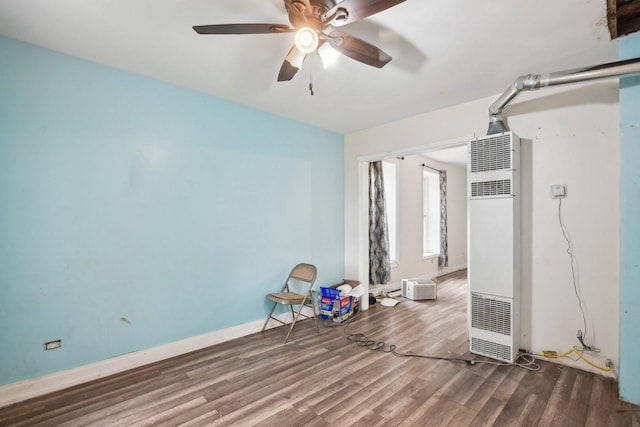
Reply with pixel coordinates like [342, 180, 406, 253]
[387, 154, 467, 285]
[345, 81, 620, 372]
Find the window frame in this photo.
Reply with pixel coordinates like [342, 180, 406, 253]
[422, 168, 441, 258]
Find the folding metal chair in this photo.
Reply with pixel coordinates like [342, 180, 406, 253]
[261, 263, 319, 343]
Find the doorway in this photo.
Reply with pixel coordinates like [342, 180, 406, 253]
[356, 138, 469, 310]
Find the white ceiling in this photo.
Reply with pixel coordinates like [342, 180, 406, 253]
[0, 0, 618, 133]
[422, 146, 467, 169]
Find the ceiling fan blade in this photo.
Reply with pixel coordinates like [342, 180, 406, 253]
[278, 45, 306, 81]
[277, 61, 300, 81]
[324, 0, 406, 27]
[193, 24, 294, 35]
[326, 31, 391, 68]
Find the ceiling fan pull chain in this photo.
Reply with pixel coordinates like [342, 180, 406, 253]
[309, 53, 315, 96]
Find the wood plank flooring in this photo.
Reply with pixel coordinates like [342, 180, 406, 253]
[1, 271, 639, 426]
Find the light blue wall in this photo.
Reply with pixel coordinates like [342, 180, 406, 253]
[619, 32, 640, 404]
[0, 36, 344, 385]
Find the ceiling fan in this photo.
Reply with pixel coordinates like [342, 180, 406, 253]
[193, 0, 407, 82]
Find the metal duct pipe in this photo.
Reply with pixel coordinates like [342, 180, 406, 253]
[487, 57, 640, 135]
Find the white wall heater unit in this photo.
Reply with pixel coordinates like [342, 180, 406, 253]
[468, 131, 521, 363]
[401, 278, 437, 300]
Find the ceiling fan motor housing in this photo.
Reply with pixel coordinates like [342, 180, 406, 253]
[287, 0, 338, 29]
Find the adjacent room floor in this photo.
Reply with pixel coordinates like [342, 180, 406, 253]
[1, 271, 638, 426]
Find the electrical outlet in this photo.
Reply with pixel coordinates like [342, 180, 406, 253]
[550, 184, 567, 199]
[44, 339, 61, 350]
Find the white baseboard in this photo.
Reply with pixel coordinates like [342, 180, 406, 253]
[0, 312, 297, 408]
[535, 353, 617, 379]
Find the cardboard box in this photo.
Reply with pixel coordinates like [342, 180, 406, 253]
[320, 280, 360, 322]
[320, 287, 352, 322]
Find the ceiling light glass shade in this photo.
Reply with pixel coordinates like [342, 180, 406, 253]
[286, 46, 306, 69]
[294, 27, 319, 54]
[318, 43, 341, 68]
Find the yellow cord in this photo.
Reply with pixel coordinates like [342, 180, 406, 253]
[537, 349, 611, 371]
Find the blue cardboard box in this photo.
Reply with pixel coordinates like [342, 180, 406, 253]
[320, 287, 353, 322]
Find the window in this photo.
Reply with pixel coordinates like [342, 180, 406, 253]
[382, 161, 398, 265]
[423, 169, 441, 257]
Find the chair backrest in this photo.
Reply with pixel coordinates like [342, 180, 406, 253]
[289, 263, 317, 284]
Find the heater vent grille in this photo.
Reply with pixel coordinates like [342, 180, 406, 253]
[471, 180, 512, 197]
[471, 337, 513, 362]
[471, 293, 512, 336]
[470, 134, 512, 172]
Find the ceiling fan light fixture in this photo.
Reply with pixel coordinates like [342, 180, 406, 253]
[294, 27, 319, 54]
[286, 45, 306, 69]
[317, 42, 341, 68]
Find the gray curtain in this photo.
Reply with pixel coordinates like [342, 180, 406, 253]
[439, 170, 449, 267]
[369, 161, 391, 285]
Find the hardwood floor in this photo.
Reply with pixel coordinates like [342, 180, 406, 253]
[1, 271, 639, 426]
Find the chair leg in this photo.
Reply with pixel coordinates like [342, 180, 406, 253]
[284, 304, 305, 344]
[310, 298, 320, 333]
[262, 301, 278, 332]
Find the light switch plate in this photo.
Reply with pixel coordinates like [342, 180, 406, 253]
[550, 184, 567, 199]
